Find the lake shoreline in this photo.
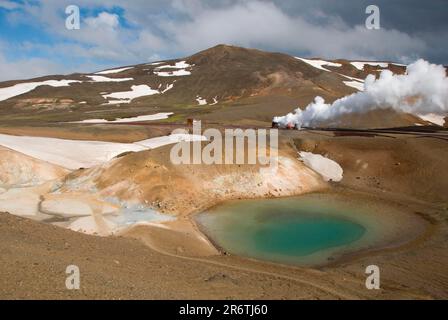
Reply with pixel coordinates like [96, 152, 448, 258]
[124, 187, 432, 270]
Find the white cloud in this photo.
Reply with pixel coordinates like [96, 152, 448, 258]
[163, 1, 426, 62]
[0, 42, 102, 81]
[0, 0, 18, 10]
[0, 0, 440, 81]
[85, 12, 120, 29]
[0, 52, 66, 81]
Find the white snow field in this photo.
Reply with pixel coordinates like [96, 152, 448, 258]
[103, 85, 160, 104]
[339, 74, 365, 91]
[296, 57, 342, 72]
[161, 83, 175, 93]
[0, 133, 207, 170]
[0, 134, 146, 170]
[196, 96, 207, 105]
[154, 69, 191, 77]
[350, 61, 389, 70]
[418, 113, 446, 126]
[95, 67, 134, 74]
[0, 79, 81, 102]
[298, 151, 343, 182]
[210, 97, 219, 105]
[73, 112, 174, 124]
[135, 134, 207, 149]
[343, 80, 365, 91]
[153, 61, 192, 77]
[155, 61, 191, 69]
[340, 74, 365, 82]
[86, 75, 133, 82]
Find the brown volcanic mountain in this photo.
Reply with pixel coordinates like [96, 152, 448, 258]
[0, 44, 441, 128]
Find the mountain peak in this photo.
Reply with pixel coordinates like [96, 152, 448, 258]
[189, 44, 268, 61]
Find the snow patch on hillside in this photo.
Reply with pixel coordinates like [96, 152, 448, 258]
[153, 61, 192, 77]
[95, 67, 133, 74]
[298, 152, 343, 182]
[340, 74, 365, 82]
[0, 133, 207, 170]
[418, 113, 446, 126]
[338, 73, 365, 91]
[86, 75, 133, 82]
[135, 134, 207, 149]
[103, 85, 160, 104]
[161, 83, 174, 93]
[196, 96, 207, 105]
[210, 97, 219, 105]
[155, 69, 191, 77]
[296, 57, 342, 72]
[73, 113, 174, 124]
[155, 61, 190, 69]
[0, 134, 146, 170]
[0, 80, 81, 102]
[351, 61, 389, 70]
[343, 81, 365, 91]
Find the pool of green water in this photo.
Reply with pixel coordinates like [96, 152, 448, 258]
[196, 196, 369, 266]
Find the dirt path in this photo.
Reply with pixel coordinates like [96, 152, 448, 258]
[129, 227, 360, 299]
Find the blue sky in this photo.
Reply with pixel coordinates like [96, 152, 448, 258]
[0, 0, 446, 81]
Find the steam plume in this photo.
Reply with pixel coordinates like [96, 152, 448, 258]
[273, 59, 448, 128]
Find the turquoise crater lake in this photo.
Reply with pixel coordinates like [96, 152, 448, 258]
[196, 196, 369, 266]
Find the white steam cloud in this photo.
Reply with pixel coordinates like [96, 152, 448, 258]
[273, 59, 448, 128]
